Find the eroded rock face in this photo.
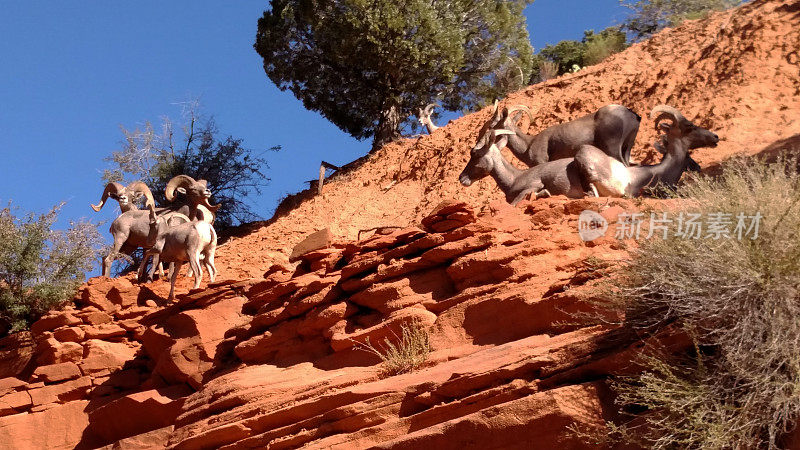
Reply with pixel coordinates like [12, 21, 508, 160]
[2, 2, 799, 447]
[0, 195, 653, 449]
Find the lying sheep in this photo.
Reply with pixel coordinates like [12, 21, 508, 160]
[459, 105, 719, 204]
[474, 102, 641, 167]
[575, 105, 719, 197]
[141, 204, 217, 301]
[459, 129, 590, 205]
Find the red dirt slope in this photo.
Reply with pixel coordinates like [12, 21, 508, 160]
[213, 0, 800, 280]
[1, 0, 800, 448]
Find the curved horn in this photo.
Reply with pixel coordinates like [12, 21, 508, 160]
[491, 129, 516, 138]
[91, 182, 124, 212]
[196, 179, 221, 213]
[165, 175, 196, 202]
[147, 201, 158, 223]
[650, 105, 685, 131]
[126, 181, 155, 210]
[507, 105, 533, 122]
[200, 198, 221, 213]
[423, 103, 438, 115]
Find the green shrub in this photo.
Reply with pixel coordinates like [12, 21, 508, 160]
[621, 0, 743, 39]
[609, 155, 800, 449]
[583, 28, 628, 66]
[0, 203, 103, 336]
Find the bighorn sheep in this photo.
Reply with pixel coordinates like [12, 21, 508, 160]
[459, 106, 719, 204]
[92, 181, 164, 278]
[141, 204, 217, 301]
[165, 175, 220, 224]
[92, 175, 219, 278]
[418, 103, 440, 134]
[91, 181, 154, 213]
[459, 129, 592, 205]
[574, 105, 719, 197]
[475, 102, 641, 167]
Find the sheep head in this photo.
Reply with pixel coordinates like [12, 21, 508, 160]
[418, 103, 438, 122]
[650, 105, 719, 150]
[91, 181, 155, 212]
[502, 104, 533, 129]
[165, 175, 220, 213]
[460, 129, 515, 187]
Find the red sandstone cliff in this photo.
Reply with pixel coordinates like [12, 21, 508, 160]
[1, 0, 799, 448]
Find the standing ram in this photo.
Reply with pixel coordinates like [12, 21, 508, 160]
[92, 175, 219, 278]
[141, 204, 217, 301]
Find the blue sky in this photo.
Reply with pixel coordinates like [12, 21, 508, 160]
[0, 0, 627, 233]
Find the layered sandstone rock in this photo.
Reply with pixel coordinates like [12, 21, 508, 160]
[1, 1, 799, 447]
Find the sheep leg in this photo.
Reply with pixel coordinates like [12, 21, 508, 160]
[534, 189, 551, 199]
[103, 233, 130, 277]
[168, 262, 182, 302]
[137, 252, 151, 282]
[686, 156, 702, 172]
[147, 254, 162, 282]
[185, 254, 204, 278]
[589, 183, 599, 197]
[204, 251, 216, 283]
[189, 253, 203, 290]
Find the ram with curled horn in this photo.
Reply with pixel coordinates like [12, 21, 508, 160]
[573, 104, 719, 198]
[472, 102, 642, 168]
[165, 175, 220, 224]
[417, 103, 441, 134]
[91, 181, 155, 213]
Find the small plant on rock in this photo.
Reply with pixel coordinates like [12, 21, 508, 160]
[356, 322, 432, 376]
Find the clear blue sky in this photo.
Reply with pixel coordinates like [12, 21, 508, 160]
[0, 1, 627, 233]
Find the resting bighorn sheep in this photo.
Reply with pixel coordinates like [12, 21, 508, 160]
[574, 105, 719, 197]
[475, 103, 641, 167]
[417, 103, 440, 134]
[141, 204, 217, 301]
[459, 129, 591, 205]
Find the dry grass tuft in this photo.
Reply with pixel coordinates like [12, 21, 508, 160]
[604, 155, 800, 449]
[356, 322, 431, 376]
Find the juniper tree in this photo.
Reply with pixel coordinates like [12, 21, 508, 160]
[621, 0, 742, 39]
[255, 0, 534, 151]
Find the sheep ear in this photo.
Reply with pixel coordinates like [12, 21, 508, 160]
[658, 122, 672, 133]
[177, 187, 186, 194]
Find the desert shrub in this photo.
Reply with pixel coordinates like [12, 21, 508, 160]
[533, 27, 628, 80]
[608, 155, 800, 449]
[102, 101, 277, 230]
[357, 322, 431, 376]
[583, 28, 628, 66]
[0, 203, 103, 336]
[537, 60, 560, 82]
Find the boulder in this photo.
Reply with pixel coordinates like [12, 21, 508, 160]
[32, 362, 82, 384]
